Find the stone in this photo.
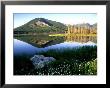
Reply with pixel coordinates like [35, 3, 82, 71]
[30, 55, 56, 69]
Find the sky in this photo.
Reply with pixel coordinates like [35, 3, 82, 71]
[14, 13, 97, 28]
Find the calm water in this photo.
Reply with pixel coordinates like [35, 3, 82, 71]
[14, 35, 97, 56]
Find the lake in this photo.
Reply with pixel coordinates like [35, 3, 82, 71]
[14, 35, 97, 56]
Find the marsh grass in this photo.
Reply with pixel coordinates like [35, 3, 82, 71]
[38, 46, 97, 62]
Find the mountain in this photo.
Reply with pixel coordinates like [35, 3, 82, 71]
[92, 23, 97, 29]
[14, 18, 67, 34]
[75, 23, 97, 29]
[14, 18, 97, 34]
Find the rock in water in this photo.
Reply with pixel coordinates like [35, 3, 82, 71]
[30, 55, 56, 69]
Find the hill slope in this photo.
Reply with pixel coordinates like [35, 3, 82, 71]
[14, 18, 67, 34]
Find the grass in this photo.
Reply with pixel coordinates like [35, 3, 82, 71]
[38, 46, 97, 62]
[49, 34, 65, 36]
[14, 46, 97, 75]
[14, 55, 34, 75]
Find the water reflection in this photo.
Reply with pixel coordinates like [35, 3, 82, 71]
[65, 35, 97, 43]
[14, 38, 96, 56]
[14, 39, 39, 56]
[15, 35, 97, 48]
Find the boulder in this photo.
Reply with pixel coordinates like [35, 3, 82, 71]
[30, 55, 56, 69]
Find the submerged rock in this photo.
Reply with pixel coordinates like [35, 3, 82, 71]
[30, 55, 56, 69]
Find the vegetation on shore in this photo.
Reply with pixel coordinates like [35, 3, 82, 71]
[14, 46, 97, 75]
[14, 18, 97, 35]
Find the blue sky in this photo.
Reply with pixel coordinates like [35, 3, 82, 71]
[14, 13, 97, 28]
